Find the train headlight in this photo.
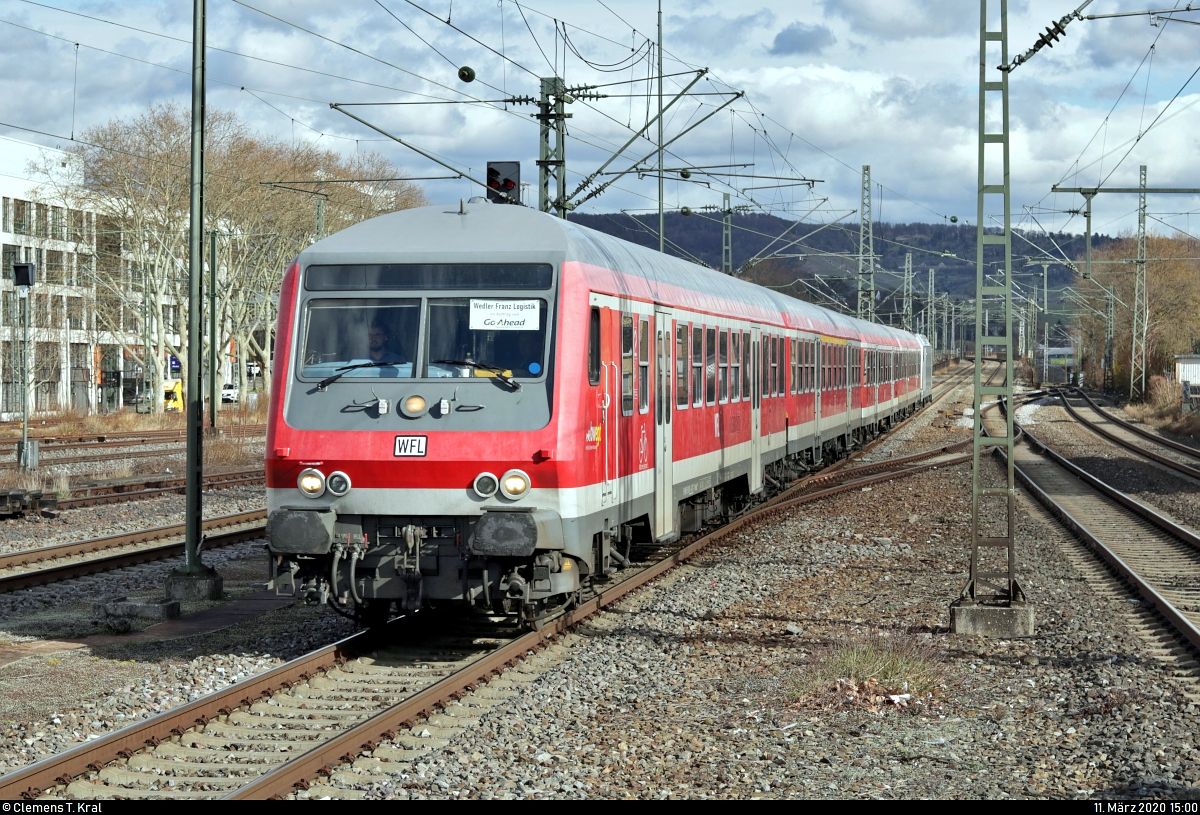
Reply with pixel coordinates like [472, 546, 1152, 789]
[401, 395, 428, 418]
[326, 471, 351, 497]
[473, 472, 499, 499]
[500, 469, 530, 499]
[297, 468, 326, 498]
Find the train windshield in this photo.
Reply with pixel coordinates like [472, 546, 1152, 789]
[301, 299, 421, 379]
[425, 298, 548, 379]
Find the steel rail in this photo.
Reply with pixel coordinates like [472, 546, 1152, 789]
[0, 425, 266, 449]
[0, 510, 267, 593]
[226, 455, 978, 799]
[996, 418, 1200, 653]
[1054, 391, 1200, 481]
[1072, 389, 1200, 461]
[0, 627, 376, 800]
[57, 469, 265, 510]
[0, 445, 259, 472]
[0, 366, 978, 799]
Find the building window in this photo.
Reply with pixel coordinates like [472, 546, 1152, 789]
[12, 200, 29, 236]
[638, 317, 650, 414]
[621, 313, 634, 415]
[676, 324, 688, 408]
[691, 326, 703, 408]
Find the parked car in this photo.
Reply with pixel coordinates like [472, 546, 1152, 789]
[221, 384, 239, 404]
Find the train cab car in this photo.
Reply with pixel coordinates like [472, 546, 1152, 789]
[265, 202, 928, 626]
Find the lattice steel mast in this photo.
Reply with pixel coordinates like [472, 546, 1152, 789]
[952, 0, 1027, 635]
[857, 166, 875, 322]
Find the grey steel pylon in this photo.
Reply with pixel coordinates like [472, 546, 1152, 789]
[1131, 164, 1148, 399]
[857, 166, 875, 322]
[902, 253, 913, 331]
[960, 0, 1020, 611]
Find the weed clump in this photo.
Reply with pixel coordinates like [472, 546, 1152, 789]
[791, 631, 948, 711]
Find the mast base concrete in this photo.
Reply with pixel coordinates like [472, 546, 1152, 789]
[166, 567, 224, 601]
[950, 600, 1034, 637]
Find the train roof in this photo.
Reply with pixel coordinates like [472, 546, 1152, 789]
[301, 202, 920, 348]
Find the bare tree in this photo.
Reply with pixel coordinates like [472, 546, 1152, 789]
[29, 102, 426, 411]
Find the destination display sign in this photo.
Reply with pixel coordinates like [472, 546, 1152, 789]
[468, 299, 539, 331]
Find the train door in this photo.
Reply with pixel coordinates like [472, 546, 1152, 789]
[749, 327, 763, 493]
[654, 310, 675, 540]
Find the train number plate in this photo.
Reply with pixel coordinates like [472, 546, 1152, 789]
[393, 435, 428, 457]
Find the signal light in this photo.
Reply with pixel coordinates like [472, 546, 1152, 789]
[486, 161, 520, 204]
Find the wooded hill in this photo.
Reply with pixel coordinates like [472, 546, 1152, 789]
[568, 211, 1115, 316]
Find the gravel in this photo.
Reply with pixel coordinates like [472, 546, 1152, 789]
[315, 447, 1200, 799]
[0, 485, 265, 556]
[1020, 402, 1200, 533]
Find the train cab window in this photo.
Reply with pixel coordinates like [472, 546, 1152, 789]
[718, 329, 729, 404]
[588, 307, 601, 386]
[692, 327, 703, 408]
[730, 331, 741, 402]
[706, 327, 717, 405]
[301, 298, 420, 380]
[638, 318, 650, 414]
[422, 298, 549, 380]
[676, 324, 688, 408]
[621, 313, 634, 415]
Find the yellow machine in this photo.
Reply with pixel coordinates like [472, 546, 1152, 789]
[164, 380, 183, 412]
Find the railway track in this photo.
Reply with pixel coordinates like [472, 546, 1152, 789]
[0, 425, 266, 450]
[0, 510, 267, 594]
[1053, 389, 1200, 482]
[0, 434, 978, 801]
[984, 405, 1200, 660]
[57, 469, 265, 510]
[0, 438, 265, 473]
[0, 366, 983, 800]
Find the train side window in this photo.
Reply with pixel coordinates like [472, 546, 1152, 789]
[588, 307, 601, 386]
[761, 335, 770, 398]
[787, 339, 793, 394]
[705, 327, 717, 405]
[730, 329, 741, 402]
[780, 337, 786, 394]
[692, 326, 703, 408]
[718, 329, 729, 404]
[803, 340, 809, 392]
[740, 333, 750, 399]
[638, 317, 650, 414]
[821, 342, 828, 390]
[621, 313, 634, 415]
[676, 324, 688, 409]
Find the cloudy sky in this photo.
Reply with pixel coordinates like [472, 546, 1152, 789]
[1, 0, 1199, 240]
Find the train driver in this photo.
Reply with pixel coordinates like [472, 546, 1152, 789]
[367, 320, 406, 364]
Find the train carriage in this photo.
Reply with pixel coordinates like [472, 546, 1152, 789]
[265, 203, 929, 626]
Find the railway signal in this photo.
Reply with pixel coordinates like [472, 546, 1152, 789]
[486, 161, 520, 204]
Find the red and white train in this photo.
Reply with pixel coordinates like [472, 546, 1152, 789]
[265, 203, 932, 624]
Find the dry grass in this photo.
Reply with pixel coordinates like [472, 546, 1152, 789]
[791, 631, 949, 711]
[1125, 376, 1200, 439]
[204, 435, 263, 468]
[0, 396, 269, 440]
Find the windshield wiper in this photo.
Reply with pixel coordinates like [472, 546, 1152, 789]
[316, 361, 401, 390]
[433, 360, 521, 391]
